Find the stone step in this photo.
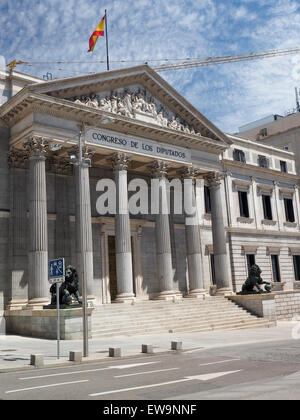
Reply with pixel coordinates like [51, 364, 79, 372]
[91, 319, 273, 338]
[91, 311, 257, 329]
[90, 296, 273, 338]
[92, 303, 248, 317]
[91, 314, 267, 335]
[91, 308, 254, 322]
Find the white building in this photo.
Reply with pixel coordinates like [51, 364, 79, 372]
[0, 65, 299, 337]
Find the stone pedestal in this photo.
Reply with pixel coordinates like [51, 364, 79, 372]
[228, 294, 276, 322]
[4, 307, 93, 340]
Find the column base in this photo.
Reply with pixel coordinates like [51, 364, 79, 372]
[114, 293, 136, 304]
[26, 298, 50, 310]
[185, 289, 207, 299]
[155, 291, 182, 301]
[6, 299, 28, 310]
[215, 288, 233, 296]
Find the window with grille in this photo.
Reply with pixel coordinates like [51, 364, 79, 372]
[233, 149, 246, 163]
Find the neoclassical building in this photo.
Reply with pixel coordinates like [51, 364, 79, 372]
[0, 65, 299, 318]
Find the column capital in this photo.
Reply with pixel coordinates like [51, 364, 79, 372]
[68, 145, 95, 166]
[23, 136, 49, 158]
[51, 156, 72, 175]
[204, 172, 224, 187]
[8, 147, 27, 168]
[110, 152, 132, 171]
[150, 160, 170, 178]
[180, 165, 201, 180]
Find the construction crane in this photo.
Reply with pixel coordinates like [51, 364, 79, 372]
[152, 46, 300, 72]
[6, 45, 300, 75]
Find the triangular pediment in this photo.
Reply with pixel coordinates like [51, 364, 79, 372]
[25, 65, 230, 146]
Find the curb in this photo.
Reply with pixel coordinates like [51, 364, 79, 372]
[0, 348, 187, 374]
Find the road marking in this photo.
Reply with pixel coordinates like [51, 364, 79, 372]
[113, 362, 160, 370]
[19, 361, 160, 380]
[89, 370, 242, 397]
[185, 370, 242, 381]
[198, 359, 240, 366]
[6, 380, 89, 394]
[114, 367, 179, 378]
[89, 379, 192, 397]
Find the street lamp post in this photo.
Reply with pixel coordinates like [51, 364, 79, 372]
[70, 126, 91, 358]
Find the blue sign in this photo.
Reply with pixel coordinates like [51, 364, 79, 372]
[49, 258, 65, 284]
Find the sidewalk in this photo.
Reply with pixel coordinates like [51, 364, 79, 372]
[0, 321, 296, 372]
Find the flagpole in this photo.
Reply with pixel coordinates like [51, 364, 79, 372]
[105, 9, 110, 71]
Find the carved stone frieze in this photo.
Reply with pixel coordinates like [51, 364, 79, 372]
[72, 87, 202, 136]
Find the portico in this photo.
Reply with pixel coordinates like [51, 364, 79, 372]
[0, 65, 233, 313]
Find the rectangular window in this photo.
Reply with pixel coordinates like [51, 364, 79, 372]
[271, 255, 281, 282]
[262, 194, 273, 220]
[294, 256, 300, 281]
[247, 254, 256, 273]
[233, 149, 246, 163]
[280, 161, 287, 173]
[238, 191, 249, 218]
[204, 186, 211, 214]
[210, 254, 216, 285]
[284, 198, 295, 222]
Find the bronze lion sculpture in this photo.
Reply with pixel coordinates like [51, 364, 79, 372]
[50, 265, 82, 305]
[237, 264, 272, 295]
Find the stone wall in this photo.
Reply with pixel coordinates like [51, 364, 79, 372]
[275, 291, 300, 320]
[229, 234, 299, 292]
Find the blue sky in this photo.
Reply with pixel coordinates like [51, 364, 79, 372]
[1, 0, 300, 133]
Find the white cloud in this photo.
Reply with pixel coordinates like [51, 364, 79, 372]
[1, 0, 300, 134]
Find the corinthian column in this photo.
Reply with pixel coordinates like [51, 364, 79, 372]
[24, 137, 49, 309]
[111, 153, 135, 303]
[75, 146, 95, 303]
[205, 172, 232, 295]
[182, 167, 205, 298]
[152, 160, 179, 300]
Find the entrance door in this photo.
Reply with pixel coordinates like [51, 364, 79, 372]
[108, 236, 117, 301]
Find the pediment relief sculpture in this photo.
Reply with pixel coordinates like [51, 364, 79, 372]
[71, 87, 202, 136]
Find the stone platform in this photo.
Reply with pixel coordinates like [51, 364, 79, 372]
[4, 307, 93, 340]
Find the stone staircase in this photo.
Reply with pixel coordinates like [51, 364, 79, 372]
[91, 296, 275, 338]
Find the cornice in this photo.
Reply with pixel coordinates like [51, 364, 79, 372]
[222, 158, 300, 183]
[4, 93, 228, 154]
[22, 65, 231, 147]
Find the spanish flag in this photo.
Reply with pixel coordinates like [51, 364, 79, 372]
[88, 15, 105, 52]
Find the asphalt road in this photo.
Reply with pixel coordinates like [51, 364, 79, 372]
[1, 338, 300, 402]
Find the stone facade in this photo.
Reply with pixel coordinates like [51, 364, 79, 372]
[0, 65, 299, 334]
